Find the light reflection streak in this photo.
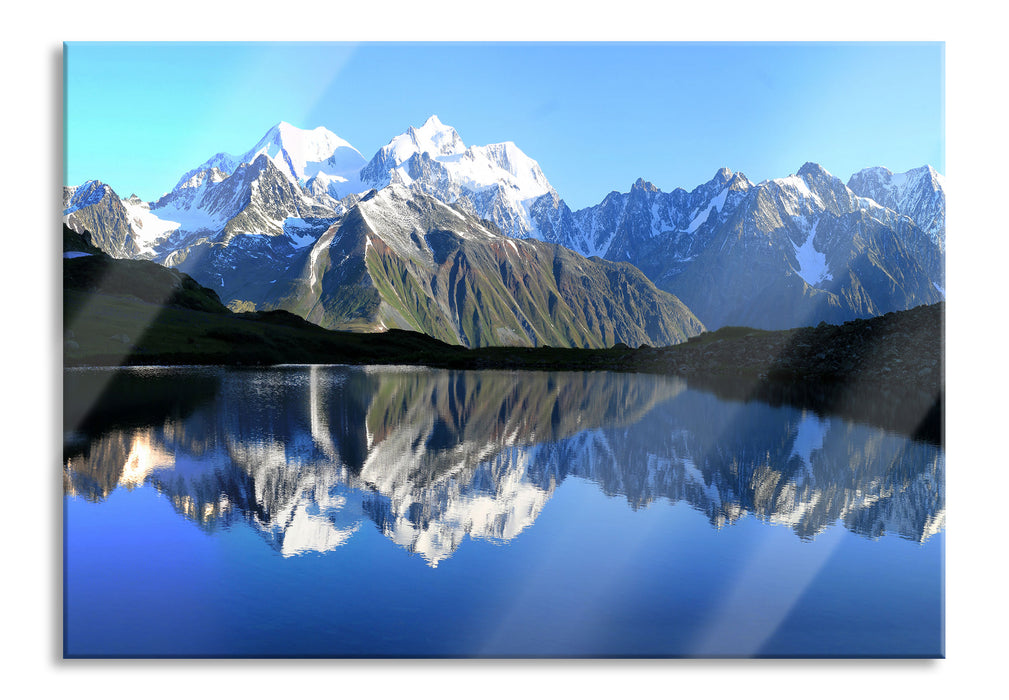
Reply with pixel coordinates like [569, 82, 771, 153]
[692, 526, 843, 657]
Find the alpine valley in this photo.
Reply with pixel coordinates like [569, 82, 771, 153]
[63, 116, 945, 347]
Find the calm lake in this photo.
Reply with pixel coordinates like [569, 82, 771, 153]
[63, 365, 944, 658]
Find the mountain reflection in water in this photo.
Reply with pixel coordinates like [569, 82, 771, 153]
[64, 365, 944, 566]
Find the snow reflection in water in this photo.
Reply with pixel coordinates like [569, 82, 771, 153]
[64, 365, 944, 565]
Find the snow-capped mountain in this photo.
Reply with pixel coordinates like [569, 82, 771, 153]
[63, 116, 945, 335]
[847, 165, 945, 248]
[63, 123, 704, 348]
[149, 153, 344, 283]
[846, 165, 946, 292]
[360, 115, 466, 175]
[173, 121, 368, 195]
[572, 168, 754, 266]
[351, 122, 944, 330]
[149, 124, 365, 248]
[566, 162, 945, 330]
[359, 115, 559, 240]
[63, 123, 367, 263]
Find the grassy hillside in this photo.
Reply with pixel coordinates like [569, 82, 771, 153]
[358, 216, 706, 349]
[254, 189, 706, 349]
[63, 225, 461, 367]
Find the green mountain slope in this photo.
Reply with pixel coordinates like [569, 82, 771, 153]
[256, 185, 704, 348]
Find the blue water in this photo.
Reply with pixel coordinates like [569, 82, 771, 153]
[63, 365, 944, 657]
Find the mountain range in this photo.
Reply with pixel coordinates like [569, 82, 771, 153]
[64, 116, 946, 345]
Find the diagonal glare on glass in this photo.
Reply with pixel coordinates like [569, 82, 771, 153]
[680, 303, 943, 656]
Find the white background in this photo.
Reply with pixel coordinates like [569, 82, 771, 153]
[4, 1, 1005, 696]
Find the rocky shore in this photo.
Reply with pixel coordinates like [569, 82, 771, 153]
[442, 303, 944, 444]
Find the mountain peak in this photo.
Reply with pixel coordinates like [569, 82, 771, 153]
[926, 164, 945, 189]
[847, 164, 945, 194]
[631, 177, 658, 193]
[422, 115, 445, 129]
[64, 179, 114, 215]
[74, 179, 106, 194]
[846, 164, 946, 246]
[908, 164, 945, 189]
[269, 121, 310, 145]
[258, 121, 357, 156]
[797, 162, 831, 179]
[243, 122, 365, 185]
[172, 122, 366, 194]
[401, 116, 465, 158]
[728, 171, 753, 191]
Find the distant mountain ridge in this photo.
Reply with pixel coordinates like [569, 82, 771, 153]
[63, 116, 945, 336]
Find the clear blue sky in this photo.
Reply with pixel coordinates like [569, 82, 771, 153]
[65, 42, 943, 210]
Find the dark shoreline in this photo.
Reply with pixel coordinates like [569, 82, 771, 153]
[64, 292, 944, 445]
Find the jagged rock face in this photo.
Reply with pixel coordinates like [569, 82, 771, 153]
[63, 181, 140, 258]
[154, 155, 340, 247]
[846, 165, 946, 298]
[149, 166, 234, 235]
[150, 156, 347, 297]
[847, 165, 945, 248]
[359, 115, 467, 185]
[572, 170, 754, 275]
[218, 155, 339, 240]
[576, 164, 944, 330]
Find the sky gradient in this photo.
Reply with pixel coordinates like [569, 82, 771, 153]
[65, 42, 944, 210]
